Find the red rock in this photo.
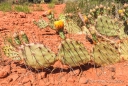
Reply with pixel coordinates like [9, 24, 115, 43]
[61, 76, 67, 83]
[0, 65, 11, 78]
[49, 77, 54, 84]
[8, 73, 19, 82]
[18, 12, 26, 18]
[40, 72, 46, 79]
[67, 77, 75, 82]
[79, 77, 88, 84]
[22, 76, 30, 84]
[17, 68, 27, 74]
[24, 81, 31, 86]
[38, 79, 46, 86]
[65, 82, 75, 86]
[45, 82, 50, 86]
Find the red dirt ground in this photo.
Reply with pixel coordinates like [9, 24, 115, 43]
[0, 3, 128, 86]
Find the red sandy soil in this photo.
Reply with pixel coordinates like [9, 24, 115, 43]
[0, 3, 128, 86]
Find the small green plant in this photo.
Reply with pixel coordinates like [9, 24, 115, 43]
[48, 3, 55, 8]
[35, 4, 43, 11]
[64, 1, 78, 14]
[14, 4, 31, 13]
[0, 2, 12, 12]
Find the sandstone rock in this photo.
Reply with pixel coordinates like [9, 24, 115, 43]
[79, 77, 88, 84]
[19, 12, 26, 18]
[0, 65, 11, 78]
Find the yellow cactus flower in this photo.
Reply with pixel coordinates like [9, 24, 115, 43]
[83, 15, 88, 23]
[118, 10, 124, 14]
[54, 20, 64, 31]
[47, 10, 51, 15]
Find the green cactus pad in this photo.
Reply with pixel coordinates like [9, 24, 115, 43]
[58, 39, 90, 67]
[95, 15, 127, 39]
[13, 32, 21, 45]
[119, 39, 128, 61]
[20, 31, 29, 44]
[2, 45, 21, 61]
[34, 19, 48, 29]
[93, 42, 120, 66]
[19, 43, 56, 69]
[59, 14, 82, 34]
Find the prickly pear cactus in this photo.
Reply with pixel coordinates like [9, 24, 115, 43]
[93, 42, 120, 66]
[119, 39, 128, 61]
[13, 32, 21, 45]
[19, 43, 56, 69]
[57, 39, 90, 67]
[123, 4, 128, 18]
[85, 4, 128, 42]
[34, 19, 48, 29]
[94, 15, 127, 39]
[118, 3, 128, 20]
[59, 14, 82, 34]
[2, 45, 21, 61]
[2, 31, 29, 61]
[20, 31, 29, 44]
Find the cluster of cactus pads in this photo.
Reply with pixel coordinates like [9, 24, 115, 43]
[86, 3, 128, 39]
[3, 32, 91, 69]
[34, 10, 82, 34]
[2, 31, 128, 70]
[2, 3, 128, 71]
[3, 31, 56, 69]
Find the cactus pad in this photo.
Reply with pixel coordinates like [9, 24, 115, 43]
[2, 45, 21, 60]
[93, 42, 120, 66]
[95, 15, 126, 39]
[119, 39, 128, 61]
[19, 43, 56, 69]
[58, 39, 90, 67]
[34, 19, 48, 29]
[59, 14, 82, 34]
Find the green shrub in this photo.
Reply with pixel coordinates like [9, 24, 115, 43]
[0, 2, 12, 12]
[48, 2, 55, 8]
[14, 5, 31, 13]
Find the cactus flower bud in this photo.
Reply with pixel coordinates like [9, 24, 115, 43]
[95, 6, 99, 9]
[107, 7, 110, 10]
[99, 4, 103, 8]
[123, 3, 128, 8]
